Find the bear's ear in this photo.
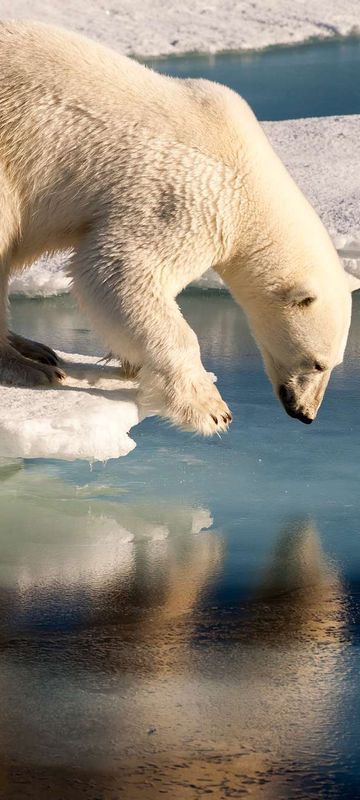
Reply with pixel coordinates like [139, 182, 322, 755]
[274, 283, 317, 307]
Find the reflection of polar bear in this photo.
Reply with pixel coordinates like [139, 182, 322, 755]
[0, 512, 346, 799]
[0, 22, 352, 434]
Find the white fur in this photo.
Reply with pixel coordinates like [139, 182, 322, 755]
[0, 21, 352, 432]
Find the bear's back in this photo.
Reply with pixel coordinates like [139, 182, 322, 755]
[0, 20, 251, 169]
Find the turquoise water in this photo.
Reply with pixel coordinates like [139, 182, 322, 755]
[1, 291, 360, 797]
[144, 38, 360, 120]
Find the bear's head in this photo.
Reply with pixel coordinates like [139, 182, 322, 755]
[246, 266, 352, 424]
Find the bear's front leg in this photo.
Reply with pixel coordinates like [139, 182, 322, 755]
[70, 239, 232, 435]
[141, 362, 232, 435]
[129, 290, 232, 435]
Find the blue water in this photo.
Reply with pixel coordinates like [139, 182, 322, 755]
[1, 290, 360, 798]
[144, 38, 360, 120]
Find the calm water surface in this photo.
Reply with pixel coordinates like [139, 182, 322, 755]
[0, 291, 359, 798]
[144, 38, 360, 120]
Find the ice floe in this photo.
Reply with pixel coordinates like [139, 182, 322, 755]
[0, 353, 140, 461]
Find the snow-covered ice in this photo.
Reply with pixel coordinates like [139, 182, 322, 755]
[2, 0, 360, 57]
[0, 353, 140, 461]
[10, 115, 360, 297]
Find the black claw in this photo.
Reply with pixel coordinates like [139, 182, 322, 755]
[210, 414, 218, 425]
[38, 355, 58, 366]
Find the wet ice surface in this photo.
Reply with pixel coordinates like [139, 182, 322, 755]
[0, 352, 140, 461]
[1, 291, 360, 798]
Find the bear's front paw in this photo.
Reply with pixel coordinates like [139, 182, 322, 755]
[167, 376, 232, 436]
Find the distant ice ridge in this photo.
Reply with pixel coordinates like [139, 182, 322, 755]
[10, 254, 71, 297]
[3, 0, 360, 56]
[9, 115, 360, 297]
[0, 353, 140, 461]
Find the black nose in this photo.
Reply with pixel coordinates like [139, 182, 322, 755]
[293, 411, 313, 425]
[278, 385, 313, 425]
[279, 384, 292, 405]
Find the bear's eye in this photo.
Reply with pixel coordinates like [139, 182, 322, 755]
[314, 362, 325, 372]
[298, 296, 315, 308]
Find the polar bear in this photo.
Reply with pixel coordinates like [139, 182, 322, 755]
[0, 21, 352, 434]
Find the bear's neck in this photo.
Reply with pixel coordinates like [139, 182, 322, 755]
[215, 116, 337, 307]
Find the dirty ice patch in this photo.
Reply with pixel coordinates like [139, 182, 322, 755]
[0, 353, 141, 461]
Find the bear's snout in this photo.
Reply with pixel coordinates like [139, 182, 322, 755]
[278, 384, 313, 425]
